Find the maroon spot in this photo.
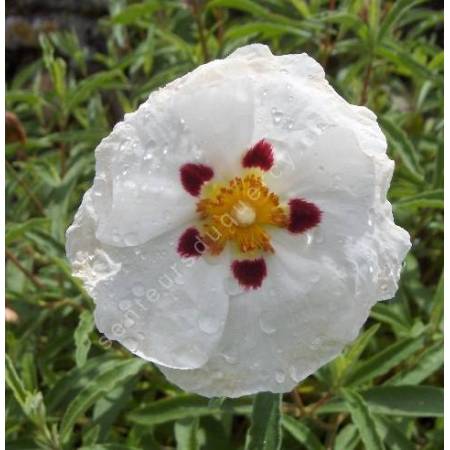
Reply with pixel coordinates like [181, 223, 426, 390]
[180, 163, 214, 196]
[242, 140, 274, 171]
[288, 198, 322, 233]
[177, 227, 206, 257]
[231, 258, 267, 290]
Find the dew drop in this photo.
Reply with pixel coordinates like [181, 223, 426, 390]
[224, 277, 244, 296]
[123, 337, 138, 352]
[285, 118, 294, 130]
[275, 370, 286, 384]
[222, 353, 238, 365]
[136, 331, 145, 340]
[118, 300, 131, 311]
[259, 312, 277, 335]
[198, 316, 221, 335]
[310, 337, 322, 350]
[132, 283, 145, 297]
[124, 232, 139, 246]
[271, 107, 283, 125]
[289, 366, 299, 381]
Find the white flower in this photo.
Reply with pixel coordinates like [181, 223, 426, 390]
[66, 44, 410, 398]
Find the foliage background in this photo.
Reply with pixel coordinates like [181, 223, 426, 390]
[5, 1, 443, 449]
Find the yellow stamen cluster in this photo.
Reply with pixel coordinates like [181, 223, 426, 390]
[197, 171, 287, 255]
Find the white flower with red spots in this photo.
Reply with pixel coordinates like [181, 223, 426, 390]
[66, 44, 410, 397]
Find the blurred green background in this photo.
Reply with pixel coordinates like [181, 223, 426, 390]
[5, 1, 443, 449]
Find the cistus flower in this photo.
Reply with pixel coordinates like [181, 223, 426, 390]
[66, 44, 410, 397]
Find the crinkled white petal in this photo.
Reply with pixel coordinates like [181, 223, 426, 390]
[67, 43, 411, 397]
[66, 193, 230, 369]
[159, 233, 373, 397]
[92, 61, 256, 247]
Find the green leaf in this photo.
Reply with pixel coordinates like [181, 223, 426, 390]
[110, 1, 161, 25]
[207, 0, 302, 28]
[379, 0, 425, 40]
[379, 116, 423, 183]
[335, 424, 360, 450]
[363, 385, 443, 417]
[394, 189, 444, 210]
[388, 340, 443, 385]
[6, 219, 50, 245]
[175, 418, 199, 450]
[374, 415, 414, 450]
[128, 395, 251, 426]
[430, 272, 444, 331]
[74, 310, 95, 368]
[245, 393, 282, 450]
[5, 354, 28, 410]
[319, 386, 443, 417]
[344, 337, 424, 386]
[341, 389, 385, 450]
[59, 359, 144, 443]
[282, 416, 324, 450]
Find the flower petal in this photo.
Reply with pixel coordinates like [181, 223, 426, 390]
[66, 193, 229, 370]
[157, 234, 374, 397]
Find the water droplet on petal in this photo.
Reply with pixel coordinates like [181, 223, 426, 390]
[222, 353, 238, 365]
[271, 107, 283, 125]
[118, 300, 131, 311]
[132, 283, 145, 297]
[123, 337, 138, 352]
[289, 366, 299, 381]
[259, 311, 277, 335]
[275, 370, 286, 383]
[198, 316, 221, 334]
[224, 277, 244, 296]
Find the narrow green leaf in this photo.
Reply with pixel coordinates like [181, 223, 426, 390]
[335, 424, 360, 450]
[363, 385, 443, 417]
[282, 416, 324, 450]
[388, 341, 443, 385]
[74, 310, 95, 368]
[394, 189, 444, 210]
[374, 415, 414, 450]
[344, 337, 423, 386]
[128, 395, 252, 426]
[110, 1, 161, 25]
[430, 272, 444, 331]
[175, 417, 199, 450]
[379, 0, 425, 40]
[379, 116, 423, 183]
[59, 359, 144, 443]
[245, 393, 282, 450]
[6, 218, 50, 244]
[5, 354, 28, 410]
[319, 385, 443, 417]
[342, 389, 385, 450]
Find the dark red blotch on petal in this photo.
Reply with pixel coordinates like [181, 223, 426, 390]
[177, 227, 206, 257]
[231, 258, 267, 290]
[242, 140, 274, 171]
[180, 163, 214, 196]
[288, 198, 322, 233]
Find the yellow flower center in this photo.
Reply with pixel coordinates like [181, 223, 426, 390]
[197, 171, 287, 255]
